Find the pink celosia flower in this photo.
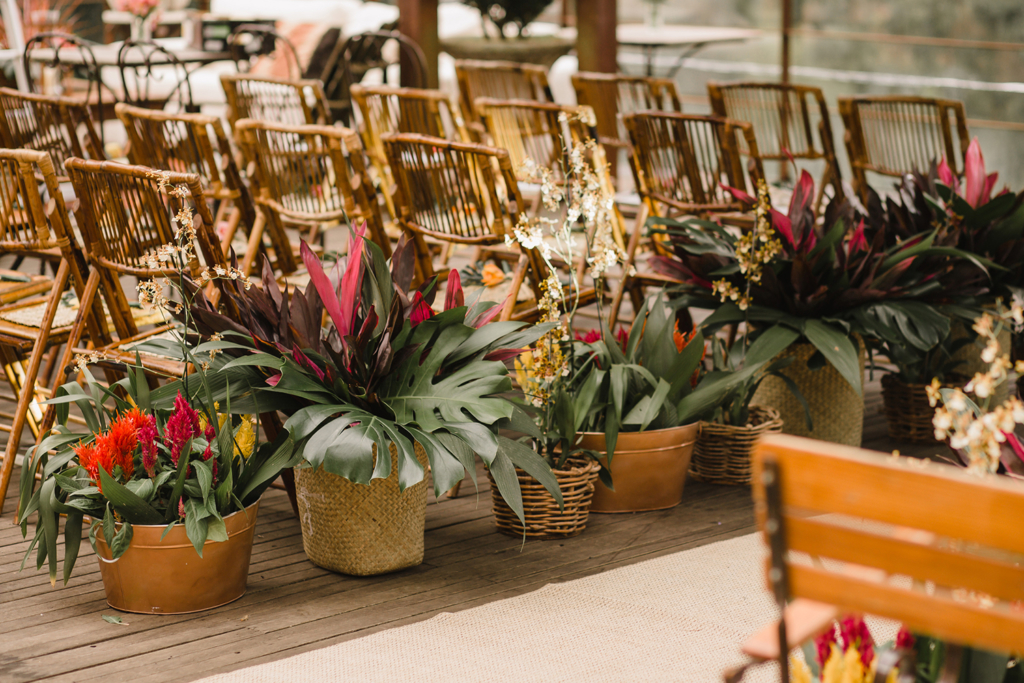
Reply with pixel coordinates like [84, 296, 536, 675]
[839, 615, 874, 667]
[574, 329, 601, 344]
[896, 627, 915, 650]
[178, 498, 185, 519]
[138, 413, 158, 477]
[814, 623, 837, 666]
[164, 391, 200, 467]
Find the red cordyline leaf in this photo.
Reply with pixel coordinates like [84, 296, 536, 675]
[292, 345, 325, 383]
[410, 291, 434, 326]
[266, 373, 282, 387]
[720, 183, 755, 205]
[937, 157, 958, 192]
[338, 223, 367, 334]
[770, 208, 796, 249]
[444, 269, 464, 311]
[787, 169, 815, 218]
[964, 137, 986, 208]
[483, 348, 526, 362]
[983, 172, 999, 205]
[301, 241, 349, 340]
[848, 219, 868, 253]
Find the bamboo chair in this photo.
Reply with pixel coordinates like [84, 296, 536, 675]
[220, 73, 332, 129]
[732, 434, 1024, 681]
[350, 83, 469, 221]
[838, 95, 970, 203]
[115, 103, 258, 261]
[0, 149, 109, 515]
[610, 111, 761, 329]
[454, 60, 552, 140]
[234, 119, 388, 278]
[116, 39, 199, 113]
[383, 133, 599, 322]
[571, 71, 683, 154]
[707, 81, 842, 209]
[475, 98, 627, 250]
[0, 87, 105, 181]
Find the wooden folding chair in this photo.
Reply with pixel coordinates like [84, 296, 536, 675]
[454, 60, 552, 140]
[610, 111, 761, 329]
[234, 119, 388, 278]
[115, 103, 257, 260]
[350, 83, 468, 221]
[571, 71, 682, 155]
[220, 73, 332, 129]
[0, 87, 105, 180]
[838, 95, 970, 203]
[735, 434, 1024, 681]
[708, 81, 842, 209]
[383, 133, 599, 322]
[0, 150, 108, 515]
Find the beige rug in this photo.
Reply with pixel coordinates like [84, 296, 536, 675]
[194, 533, 896, 683]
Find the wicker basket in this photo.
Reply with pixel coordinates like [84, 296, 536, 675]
[294, 442, 429, 576]
[690, 406, 783, 485]
[880, 374, 961, 444]
[751, 340, 866, 447]
[489, 456, 600, 539]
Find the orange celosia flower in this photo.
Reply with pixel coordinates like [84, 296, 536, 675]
[673, 321, 706, 387]
[481, 263, 506, 287]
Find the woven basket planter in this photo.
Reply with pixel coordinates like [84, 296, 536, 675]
[880, 374, 961, 444]
[294, 442, 429, 576]
[751, 340, 866, 447]
[690, 406, 783, 485]
[489, 456, 600, 539]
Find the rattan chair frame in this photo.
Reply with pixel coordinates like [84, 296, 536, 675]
[0, 149, 108, 516]
[707, 81, 842, 207]
[234, 118, 389, 275]
[571, 71, 683, 155]
[454, 60, 552, 139]
[383, 132, 594, 322]
[220, 73, 332, 129]
[0, 87, 104, 180]
[839, 94, 970, 202]
[116, 39, 198, 113]
[115, 103, 258, 258]
[351, 83, 468, 221]
[22, 32, 107, 143]
[610, 111, 761, 328]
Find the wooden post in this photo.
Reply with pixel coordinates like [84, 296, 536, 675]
[576, 0, 617, 73]
[398, 0, 439, 88]
[781, 0, 791, 84]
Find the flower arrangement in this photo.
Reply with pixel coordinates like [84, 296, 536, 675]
[649, 170, 979, 395]
[790, 616, 915, 683]
[18, 180, 293, 586]
[182, 225, 564, 523]
[114, 0, 160, 18]
[929, 303, 1024, 476]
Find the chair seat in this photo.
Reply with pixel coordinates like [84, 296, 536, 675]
[0, 269, 56, 305]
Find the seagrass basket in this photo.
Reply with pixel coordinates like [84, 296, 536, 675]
[294, 442, 429, 576]
[489, 456, 600, 539]
[690, 406, 783, 485]
[880, 374, 959, 444]
[751, 339, 865, 447]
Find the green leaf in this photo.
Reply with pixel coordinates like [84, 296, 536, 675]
[134, 353, 150, 412]
[109, 521, 133, 560]
[744, 325, 800, 366]
[193, 459, 213, 503]
[206, 517, 229, 543]
[98, 467, 164, 525]
[62, 511, 84, 585]
[623, 378, 672, 431]
[184, 500, 210, 557]
[801, 319, 862, 395]
[38, 479, 59, 585]
[160, 521, 177, 541]
[488, 449, 524, 524]
[496, 435, 564, 512]
[101, 615, 128, 626]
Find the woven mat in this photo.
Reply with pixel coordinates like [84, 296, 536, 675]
[0, 299, 79, 328]
[193, 532, 899, 683]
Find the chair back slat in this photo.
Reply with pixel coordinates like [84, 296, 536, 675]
[0, 88, 104, 176]
[839, 95, 970, 200]
[623, 111, 758, 216]
[572, 72, 682, 151]
[220, 74, 331, 128]
[0, 149, 71, 252]
[753, 434, 1024, 656]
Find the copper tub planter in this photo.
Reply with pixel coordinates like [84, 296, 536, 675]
[577, 423, 699, 513]
[94, 501, 260, 614]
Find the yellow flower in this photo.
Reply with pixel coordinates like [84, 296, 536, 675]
[234, 417, 255, 460]
[790, 656, 812, 683]
[821, 644, 843, 683]
[839, 646, 865, 683]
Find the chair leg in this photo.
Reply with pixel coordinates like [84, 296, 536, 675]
[0, 260, 69, 517]
[608, 202, 649, 331]
[241, 210, 267, 277]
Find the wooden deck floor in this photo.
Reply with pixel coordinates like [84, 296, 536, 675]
[1, 376, 936, 683]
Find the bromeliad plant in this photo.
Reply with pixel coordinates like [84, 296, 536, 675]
[183, 225, 564, 521]
[650, 173, 982, 395]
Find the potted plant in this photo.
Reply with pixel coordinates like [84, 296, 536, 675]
[650, 172, 980, 447]
[443, 0, 575, 67]
[185, 226, 562, 573]
[17, 197, 294, 613]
